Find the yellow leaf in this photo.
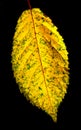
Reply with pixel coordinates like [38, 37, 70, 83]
[11, 8, 69, 122]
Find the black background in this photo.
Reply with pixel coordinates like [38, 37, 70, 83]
[0, 0, 80, 129]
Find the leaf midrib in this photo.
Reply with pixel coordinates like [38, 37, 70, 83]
[30, 9, 53, 110]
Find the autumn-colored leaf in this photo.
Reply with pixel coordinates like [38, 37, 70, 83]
[11, 8, 69, 122]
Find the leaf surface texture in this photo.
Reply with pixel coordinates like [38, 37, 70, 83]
[11, 8, 69, 122]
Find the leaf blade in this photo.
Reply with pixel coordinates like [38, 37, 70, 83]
[11, 8, 69, 122]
